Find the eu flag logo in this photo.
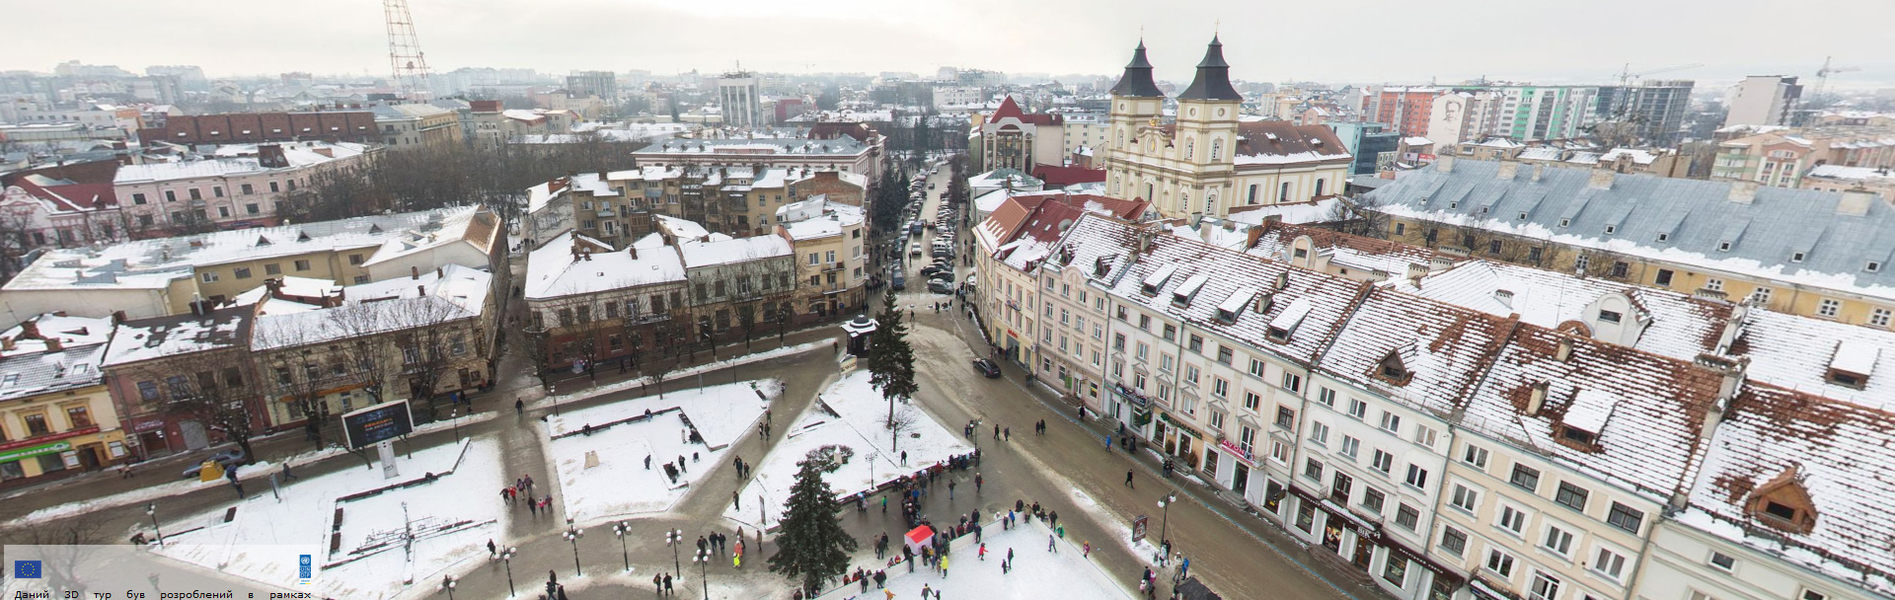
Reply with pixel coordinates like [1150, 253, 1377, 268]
[13, 560, 42, 578]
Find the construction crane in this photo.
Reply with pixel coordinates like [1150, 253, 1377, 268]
[1614, 62, 1703, 86]
[384, 0, 433, 100]
[1813, 56, 1861, 99]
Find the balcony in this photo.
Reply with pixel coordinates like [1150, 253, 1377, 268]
[822, 262, 846, 273]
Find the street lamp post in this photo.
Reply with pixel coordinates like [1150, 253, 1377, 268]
[450, 408, 460, 441]
[612, 521, 631, 572]
[693, 547, 712, 600]
[562, 519, 585, 577]
[498, 547, 518, 598]
[1157, 492, 1178, 558]
[439, 574, 455, 600]
[665, 528, 684, 577]
[145, 502, 165, 547]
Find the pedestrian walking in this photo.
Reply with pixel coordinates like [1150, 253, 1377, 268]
[663, 573, 672, 595]
[900, 450, 908, 466]
[1048, 534, 1057, 552]
[993, 423, 999, 439]
[948, 479, 956, 499]
[978, 543, 987, 561]
[941, 556, 949, 578]
[232, 480, 245, 499]
[1125, 469, 1135, 488]
[281, 462, 298, 481]
[975, 473, 983, 493]
[487, 539, 497, 557]
[733, 490, 741, 510]
[1004, 427, 1010, 441]
[1083, 541, 1091, 558]
[1105, 434, 1113, 451]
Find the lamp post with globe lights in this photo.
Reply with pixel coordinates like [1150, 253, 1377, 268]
[665, 528, 684, 577]
[612, 521, 632, 572]
[693, 546, 712, 600]
[146, 502, 165, 547]
[439, 574, 455, 600]
[562, 519, 585, 577]
[1157, 492, 1178, 557]
[498, 547, 518, 597]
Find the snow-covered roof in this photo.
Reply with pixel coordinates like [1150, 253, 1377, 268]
[252, 265, 491, 351]
[114, 142, 368, 184]
[526, 172, 617, 215]
[1389, 260, 1731, 362]
[102, 308, 249, 367]
[1517, 147, 1563, 161]
[0, 340, 107, 401]
[654, 215, 711, 242]
[524, 232, 685, 301]
[1318, 288, 1515, 411]
[1806, 164, 1895, 183]
[679, 235, 792, 269]
[636, 136, 870, 156]
[0, 314, 115, 358]
[1732, 308, 1895, 410]
[5, 206, 494, 292]
[1679, 383, 1895, 598]
[1596, 148, 1659, 165]
[1402, 136, 1433, 146]
[1225, 197, 1346, 227]
[776, 197, 864, 241]
[1367, 159, 1895, 303]
[1242, 220, 1446, 277]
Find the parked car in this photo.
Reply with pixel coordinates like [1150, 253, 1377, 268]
[891, 274, 906, 291]
[927, 279, 954, 294]
[910, 243, 924, 258]
[929, 271, 956, 284]
[920, 264, 946, 277]
[181, 447, 247, 478]
[972, 358, 1002, 378]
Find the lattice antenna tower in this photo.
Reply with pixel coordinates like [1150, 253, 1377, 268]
[384, 0, 433, 100]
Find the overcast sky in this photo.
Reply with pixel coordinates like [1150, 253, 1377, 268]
[9, 0, 1894, 89]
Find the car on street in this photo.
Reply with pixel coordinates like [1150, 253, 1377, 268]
[927, 279, 954, 294]
[910, 243, 923, 258]
[891, 274, 906, 290]
[181, 447, 247, 478]
[920, 264, 946, 277]
[929, 271, 956, 283]
[972, 358, 1002, 378]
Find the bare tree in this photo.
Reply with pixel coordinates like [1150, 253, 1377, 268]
[0, 519, 110, 595]
[124, 360, 264, 464]
[1323, 195, 1391, 239]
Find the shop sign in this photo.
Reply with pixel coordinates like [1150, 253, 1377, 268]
[0, 441, 72, 463]
[1157, 413, 1202, 439]
[132, 418, 167, 433]
[1219, 440, 1257, 467]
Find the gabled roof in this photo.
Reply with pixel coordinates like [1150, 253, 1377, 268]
[1680, 383, 1895, 597]
[1319, 287, 1516, 408]
[102, 307, 251, 367]
[1231, 121, 1351, 166]
[1369, 159, 1895, 303]
[986, 96, 1062, 126]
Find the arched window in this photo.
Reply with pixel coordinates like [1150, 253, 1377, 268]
[1248, 184, 1259, 205]
[1116, 130, 1125, 150]
[1111, 175, 1120, 194]
[1314, 179, 1326, 197]
[1185, 139, 1195, 160]
[1145, 182, 1155, 201]
[1205, 190, 1218, 215]
[1211, 139, 1223, 161]
[1280, 182, 1292, 203]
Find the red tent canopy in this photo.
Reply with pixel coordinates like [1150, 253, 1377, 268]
[903, 525, 934, 554]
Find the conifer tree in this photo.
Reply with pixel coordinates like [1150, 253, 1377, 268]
[866, 288, 918, 450]
[767, 446, 859, 596]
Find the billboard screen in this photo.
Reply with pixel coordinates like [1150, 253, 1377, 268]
[341, 400, 414, 449]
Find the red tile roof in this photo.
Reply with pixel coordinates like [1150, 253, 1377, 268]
[1032, 165, 1107, 187]
[987, 96, 1063, 126]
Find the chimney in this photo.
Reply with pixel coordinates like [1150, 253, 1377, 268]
[1496, 160, 1520, 180]
[1837, 188, 1875, 216]
[1531, 163, 1545, 182]
[1555, 337, 1574, 362]
[1435, 156, 1455, 173]
[112, 310, 127, 324]
[1199, 220, 1216, 243]
[411, 265, 420, 280]
[0, 337, 12, 352]
[629, 244, 638, 259]
[1586, 168, 1615, 190]
[1727, 180, 1758, 204]
[44, 337, 62, 351]
[417, 285, 427, 297]
[436, 267, 444, 278]
[1526, 381, 1549, 415]
[19, 320, 40, 340]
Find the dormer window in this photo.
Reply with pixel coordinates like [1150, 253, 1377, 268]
[1656, 233, 1669, 242]
[1826, 340, 1877, 389]
[1217, 287, 1256, 325]
[1374, 347, 1414, 386]
[1171, 274, 1209, 308]
[1791, 252, 1806, 263]
[1603, 225, 1617, 235]
[1267, 298, 1313, 343]
[1867, 261, 1882, 273]
[1141, 264, 1178, 296]
[1559, 218, 1571, 228]
[1718, 241, 1732, 252]
[1598, 310, 1622, 324]
[1745, 465, 1818, 534]
[1558, 426, 1597, 446]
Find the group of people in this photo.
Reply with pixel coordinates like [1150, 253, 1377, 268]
[500, 473, 555, 517]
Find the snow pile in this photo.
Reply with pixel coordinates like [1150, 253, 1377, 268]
[544, 380, 777, 522]
[724, 371, 973, 530]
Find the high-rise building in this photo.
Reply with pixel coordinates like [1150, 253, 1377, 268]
[565, 70, 617, 106]
[1593, 79, 1696, 144]
[1723, 75, 1803, 128]
[717, 73, 762, 128]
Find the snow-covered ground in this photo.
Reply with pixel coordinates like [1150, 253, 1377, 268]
[0, 411, 497, 527]
[725, 370, 973, 530]
[814, 518, 1136, 600]
[152, 439, 509, 599]
[543, 381, 777, 523]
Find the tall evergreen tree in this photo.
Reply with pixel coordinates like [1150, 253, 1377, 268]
[865, 288, 918, 450]
[767, 446, 859, 596]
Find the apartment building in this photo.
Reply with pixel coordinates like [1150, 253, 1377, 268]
[0, 314, 127, 484]
[1369, 158, 1895, 327]
[631, 135, 882, 183]
[524, 232, 689, 375]
[523, 168, 868, 252]
[100, 307, 256, 459]
[114, 141, 372, 234]
[973, 96, 1065, 173]
[1723, 76, 1803, 128]
[250, 264, 495, 428]
[776, 196, 869, 318]
[1712, 131, 1895, 187]
[978, 209, 1895, 600]
[134, 110, 378, 146]
[371, 103, 464, 150]
[0, 206, 503, 328]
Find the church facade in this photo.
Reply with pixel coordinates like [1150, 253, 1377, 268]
[1103, 38, 1354, 220]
